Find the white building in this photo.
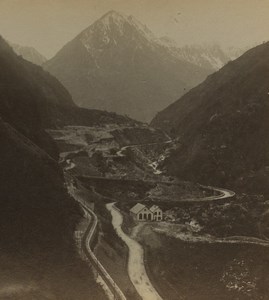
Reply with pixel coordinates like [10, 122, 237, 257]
[150, 205, 163, 221]
[130, 203, 162, 222]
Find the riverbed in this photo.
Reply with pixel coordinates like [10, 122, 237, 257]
[106, 203, 162, 300]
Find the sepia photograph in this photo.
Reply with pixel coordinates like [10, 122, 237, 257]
[0, 0, 269, 299]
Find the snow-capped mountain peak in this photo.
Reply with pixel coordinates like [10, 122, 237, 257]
[44, 11, 211, 122]
[78, 10, 158, 51]
[98, 10, 127, 29]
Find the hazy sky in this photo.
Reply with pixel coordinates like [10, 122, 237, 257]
[0, 0, 268, 58]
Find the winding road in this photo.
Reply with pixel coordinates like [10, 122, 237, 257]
[190, 185, 235, 202]
[116, 139, 173, 157]
[50, 124, 269, 300]
[62, 134, 240, 300]
[64, 138, 237, 300]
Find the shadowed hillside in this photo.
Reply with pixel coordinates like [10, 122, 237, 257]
[0, 36, 103, 299]
[151, 42, 269, 195]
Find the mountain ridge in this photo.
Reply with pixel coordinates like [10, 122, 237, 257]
[158, 38, 247, 71]
[9, 41, 47, 65]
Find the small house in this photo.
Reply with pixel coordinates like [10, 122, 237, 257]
[150, 205, 163, 221]
[130, 203, 163, 222]
[130, 203, 153, 221]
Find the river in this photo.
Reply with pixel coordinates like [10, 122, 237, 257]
[106, 203, 162, 300]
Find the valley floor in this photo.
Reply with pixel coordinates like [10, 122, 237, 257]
[48, 123, 269, 300]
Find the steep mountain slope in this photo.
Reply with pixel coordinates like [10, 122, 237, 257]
[151, 42, 269, 194]
[0, 36, 76, 156]
[0, 36, 103, 299]
[225, 46, 250, 61]
[44, 10, 210, 122]
[10, 42, 47, 65]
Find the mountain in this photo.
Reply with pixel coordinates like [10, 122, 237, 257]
[0, 36, 103, 299]
[158, 38, 246, 71]
[44, 10, 210, 122]
[10, 42, 47, 65]
[0, 36, 76, 156]
[151, 42, 269, 195]
[1, 36, 135, 135]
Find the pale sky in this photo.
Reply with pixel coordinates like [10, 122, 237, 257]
[0, 0, 268, 58]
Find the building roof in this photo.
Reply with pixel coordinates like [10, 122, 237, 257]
[150, 205, 160, 213]
[130, 203, 146, 214]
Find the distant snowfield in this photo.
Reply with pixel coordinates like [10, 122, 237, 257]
[106, 203, 163, 300]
